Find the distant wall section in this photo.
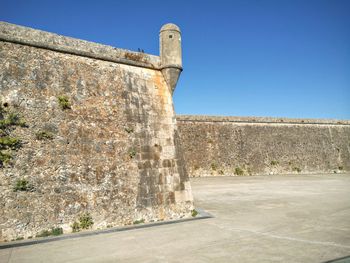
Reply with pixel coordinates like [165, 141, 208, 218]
[177, 115, 350, 177]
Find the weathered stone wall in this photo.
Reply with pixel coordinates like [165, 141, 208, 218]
[177, 115, 350, 177]
[0, 22, 193, 242]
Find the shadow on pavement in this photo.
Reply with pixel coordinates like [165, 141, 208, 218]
[322, 255, 350, 263]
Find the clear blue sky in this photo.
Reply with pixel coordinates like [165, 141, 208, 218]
[2, 0, 349, 119]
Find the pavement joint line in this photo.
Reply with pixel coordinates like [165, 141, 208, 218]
[0, 208, 213, 250]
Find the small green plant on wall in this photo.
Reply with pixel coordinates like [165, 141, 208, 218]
[57, 96, 71, 110]
[0, 136, 21, 149]
[0, 102, 27, 168]
[36, 227, 63, 238]
[71, 213, 94, 232]
[0, 136, 21, 167]
[0, 138, 21, 167]
[79, 213, 94, 229]
[71, 221, 80, 232]
[210, 163, 217, 171]
[36, 130, 54, 140]
[133, 218, 145, 225]
[0, 112, 26, 129]
[13, 178, 34, 192]
[51, 227, 63, 236]
[0, 151, 12, 167]
[129, 149, 136, 159]
[270, 160, 279, 166]
[234, 167, 244, 176]
[292, 167, 301, 173]
[191, 209, 198, 217]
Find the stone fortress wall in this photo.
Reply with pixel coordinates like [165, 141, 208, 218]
[0, 22, 193, 242]
[177, 115, 350, 177]
[1, 21, 349, 242]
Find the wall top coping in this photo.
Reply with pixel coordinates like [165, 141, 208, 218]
[176, 115, 350, 126]
[0, 21, 161, 70]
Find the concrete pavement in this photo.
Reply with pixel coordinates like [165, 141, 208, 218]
[1, 174, 350, 262]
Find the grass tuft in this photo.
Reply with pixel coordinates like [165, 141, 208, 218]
[57, 96, 71, 110]
[191, 209, 198, 217]
[79, 213, 94, 229]
[133, 219, 145, 225]
[13, 179, 33, 192]
[234, 167, 244, 176]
